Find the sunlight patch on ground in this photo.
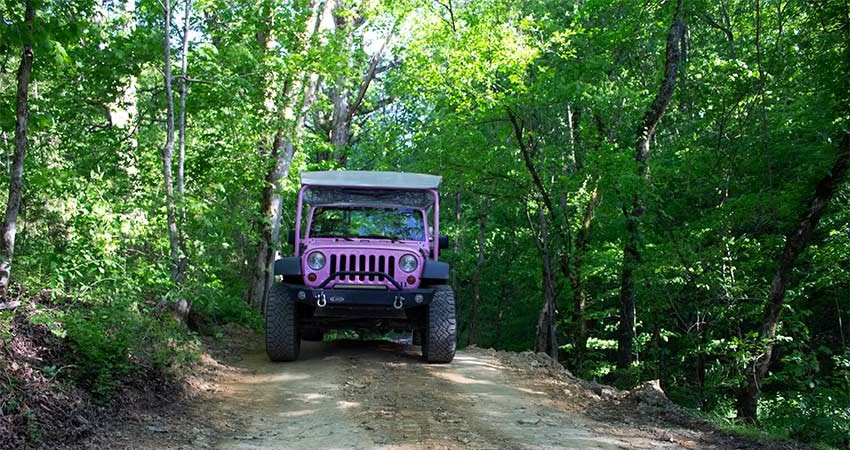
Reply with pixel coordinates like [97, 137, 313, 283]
[451, 355, 505, 371]
[336, 400, 361, 409]
[516, 387, 546, 395]
[277, 408, 318, 418]
[243, 373, 311, 384]
[431, 370, 494, 385]
[299, 392, 330, 402]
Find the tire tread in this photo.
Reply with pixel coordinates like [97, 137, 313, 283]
[422, 285, 456, 363]
[265, 283, 300, 361]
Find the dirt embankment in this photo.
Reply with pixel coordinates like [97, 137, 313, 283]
[75, 327, 806, 450]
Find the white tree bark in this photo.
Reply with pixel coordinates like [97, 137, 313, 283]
[162, 0, 181, 285]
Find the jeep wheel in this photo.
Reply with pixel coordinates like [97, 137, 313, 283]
[422, 285, 456, 363]
[265, 283, 300, 361]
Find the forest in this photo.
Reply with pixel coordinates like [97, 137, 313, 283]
[1, 0, 849, 447]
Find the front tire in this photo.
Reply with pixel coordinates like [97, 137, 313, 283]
[265, 283, 300, 361]
[422, 285, 456, 363]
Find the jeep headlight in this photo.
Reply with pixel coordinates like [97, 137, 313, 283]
[307, 252, 326, 270]
[399, 254, 418, 273]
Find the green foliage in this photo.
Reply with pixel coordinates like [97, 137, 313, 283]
[189, 282, 262, 332]
[761, 388, 850, 447]
[1, 0, 849, 446]
[61, 299, 199, 399]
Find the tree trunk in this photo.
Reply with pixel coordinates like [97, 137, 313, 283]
[468, 214, 486, 344]
[510, 110, 561, 360]
[450, 191, 462, 296]
[736, 128, 850, 422]
[323, 7, 395, 166]
[0, 1, 35, 296]
[329, 81, 352, 157]
[162, 0, 182, 286]
[176, 0, 192, 273]
[568, 183, 598, 371]
[535, 204, 558, 359]
[617, 0, 685, 368]
[245, 1, 329, 308]
[246, 74, 321, 309]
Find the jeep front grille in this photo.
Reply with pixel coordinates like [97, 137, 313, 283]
[330, 254, 396, 281]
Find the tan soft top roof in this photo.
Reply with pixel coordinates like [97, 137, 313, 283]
[300, 171, 442, 190]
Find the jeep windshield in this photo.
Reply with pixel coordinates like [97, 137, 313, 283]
[309, 206, 425, 241]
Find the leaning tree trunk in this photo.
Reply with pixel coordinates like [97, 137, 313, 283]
[617, 1, 685, 368]
[246, 73, 321, 309]
[0, 0, 35, 297]
[509, 109, 563, 359]
[736, 126, 850, 422]
[735, 2, 850, 422]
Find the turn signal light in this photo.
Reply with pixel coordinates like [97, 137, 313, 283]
[407, 275, 416, 285]
[307, 273, 317, 282]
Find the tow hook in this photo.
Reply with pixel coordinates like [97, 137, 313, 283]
[316, 292, 327, 308]
[393, 296, 404, 310]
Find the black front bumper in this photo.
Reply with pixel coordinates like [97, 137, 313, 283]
[286, 285, 436, 309]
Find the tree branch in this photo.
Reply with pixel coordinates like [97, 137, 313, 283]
[345, 17, 400, 125]
[507, 107, 557, 219]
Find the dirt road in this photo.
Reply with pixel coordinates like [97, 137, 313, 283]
[192, 339, 728, 450]
[86, 332, 786, 450]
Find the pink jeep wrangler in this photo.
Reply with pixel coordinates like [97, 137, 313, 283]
[266, 171, 456, 363]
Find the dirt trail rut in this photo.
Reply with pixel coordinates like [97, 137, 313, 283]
[206, 340, 688, 450]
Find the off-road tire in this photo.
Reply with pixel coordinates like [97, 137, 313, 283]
[422, 285, 456, 363]
[265, 283, 300, 361]
[301, 327, 324, 342]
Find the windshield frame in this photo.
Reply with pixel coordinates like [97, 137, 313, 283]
[294, 185, 441, 258]
[306, 204, 428, 242]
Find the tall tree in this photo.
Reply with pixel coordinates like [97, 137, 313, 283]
[176, 0, 192, 267]
[0, 0, 35, 299]
[735, 0, 850, 421]
[617, 0, 686, 368]
[162, 0, 182, 285]
[736, 126, 850, 422]
[315, 0, 399, 166]
[509, 108, 564, 359]
[246, 0, 332, 308]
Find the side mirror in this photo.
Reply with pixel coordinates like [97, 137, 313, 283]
[288, 229, 296, 245]
[439, 234, 450, 250]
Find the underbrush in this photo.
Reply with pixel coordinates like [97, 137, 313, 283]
[585, 352, 846, 450]
[0, 286, 209, 449]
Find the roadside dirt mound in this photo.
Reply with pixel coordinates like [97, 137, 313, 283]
[0, 296, 198, 450]
[0, 303, 99, 450]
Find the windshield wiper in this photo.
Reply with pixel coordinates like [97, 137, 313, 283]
[359, 234, 400, 242]
[314, 234, 354, 241]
